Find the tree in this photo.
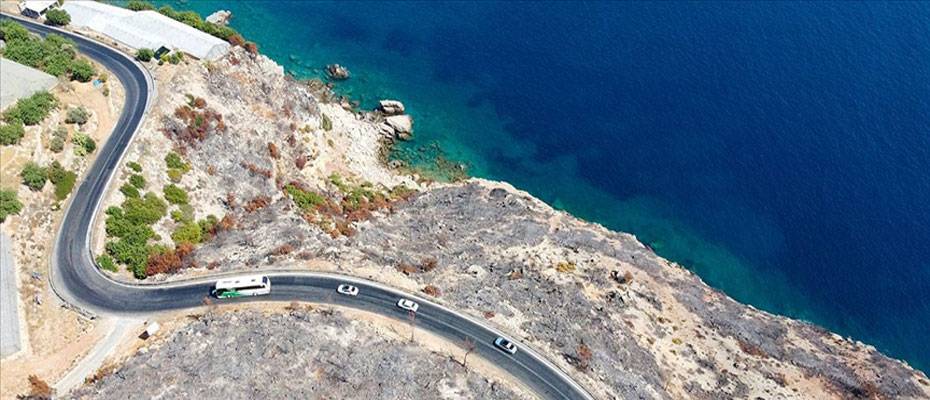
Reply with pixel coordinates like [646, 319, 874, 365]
[0, 122, 26, 145]
[65, 107, 90, 125]
[69, 59, 96, 82]
[20, 162, 47, 191]
[135, 48, 154, 62]
[461, 337, 476, 368]
[44, 8, 71, 26]
[0, 190, 23, 222]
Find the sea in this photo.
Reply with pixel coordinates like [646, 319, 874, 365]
[146, 1, 930, 373]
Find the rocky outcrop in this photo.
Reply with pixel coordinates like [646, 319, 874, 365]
[379, 114, 413, 141]
[205, 10, 232, 26]
[377, 99, 405, 115]
[325, 63, 350, 80]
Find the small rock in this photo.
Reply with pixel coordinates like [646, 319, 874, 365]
[377, 100, 405, 115]
[205, 10, 232, 26]
[387, 159, 406, 169]
[325, 64, 351, 80]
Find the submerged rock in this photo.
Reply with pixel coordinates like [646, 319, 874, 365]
[377, 100, 406, 115]
[325, 64, 351, 80]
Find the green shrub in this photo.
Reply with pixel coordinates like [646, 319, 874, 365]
[164, 152, 189, 170]
[120, 183, 140, 198]
[285, 184, 325, 211]
[166, 168, 184, 182]
[321, 113, 333, 131]
[0, 20, 32, 42]
[0, 122, 26, 145]
[96, 254, 118, 272]
[129, 174, 145, 189]
[3, 91, 58, 125]
[135, 48, 154, 62]
[168, 51, 183, 65]
[49, 136, 64, 152]
[52, 171, 76, 201]
[126, 0, 155, 11]
[69, 59, 96, 82]
[0, 189, 23, 222]
[72, 132, 96, 156]
[46, 161, 77, 201]
[127, 161, 143, 172]
[171, 220, 202, 245]
[163, 184, 188, 205]
[44, 9, 71, 26]
[20, 162, 47, 191]
[65, 107, 90, 125]
[170, 209, 185, 222]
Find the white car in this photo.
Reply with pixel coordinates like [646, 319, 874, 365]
[397, 298, 419, 313]
[494, 337, 518, 355]
[337, 284, 359, 296]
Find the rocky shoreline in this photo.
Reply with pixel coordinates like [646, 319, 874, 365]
[84, 44, 930, 399]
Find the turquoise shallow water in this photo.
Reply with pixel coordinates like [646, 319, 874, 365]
[146, 1, 930, 372]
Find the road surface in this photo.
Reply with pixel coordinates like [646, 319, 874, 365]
[1, 14, 593, 400]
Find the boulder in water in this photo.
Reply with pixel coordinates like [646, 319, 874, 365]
[325, 64, 351, 80]
[377, 100, 406, 115]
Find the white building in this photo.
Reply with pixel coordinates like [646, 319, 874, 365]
[18, 0, 57, 18]
[61, 1, 230, 61]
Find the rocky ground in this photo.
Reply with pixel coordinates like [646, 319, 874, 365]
[78, 39, 930, 400]
[70, 308, 528, 400]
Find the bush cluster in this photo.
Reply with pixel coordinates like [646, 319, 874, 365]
[96, 254, 118, 272]
[129, 174, 146, 189]
[44, 9, 71, 26]
[104, 192, 167, 278]
[164, 152, 190, 182]
[3, 91, 58, 126]
[155, 5, 240, 43]
[127, 161, 143, 172]
[163, 184, 189, 205]
[20, 162, 47, 191]
[47, 161, 77, 201]
[49, 126, 68, 152]
[126, 0, 154, 11]
[0, 122, 26, 146]
[65, 107, 90, 125]
[72, 132, 96, 156]
[0, 21, 96, 81]
[0, 190, 23, 222]
[135, 48, 154, 62]
[285, 184, 326, 212]
[169, 102, 226, 146]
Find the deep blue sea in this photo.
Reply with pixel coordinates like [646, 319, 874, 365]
[152, 1, 930, 372]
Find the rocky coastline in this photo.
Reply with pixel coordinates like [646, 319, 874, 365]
[83, 44, 930, 400]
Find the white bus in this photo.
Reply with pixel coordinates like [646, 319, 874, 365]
[212, 275, 271, 299]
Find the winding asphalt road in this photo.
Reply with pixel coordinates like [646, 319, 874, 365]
[2, 14, 593, 400]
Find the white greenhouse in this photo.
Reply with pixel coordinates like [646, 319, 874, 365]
[62, 1, 230, 61]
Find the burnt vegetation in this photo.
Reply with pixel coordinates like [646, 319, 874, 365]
[163, 95, 226, 148]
